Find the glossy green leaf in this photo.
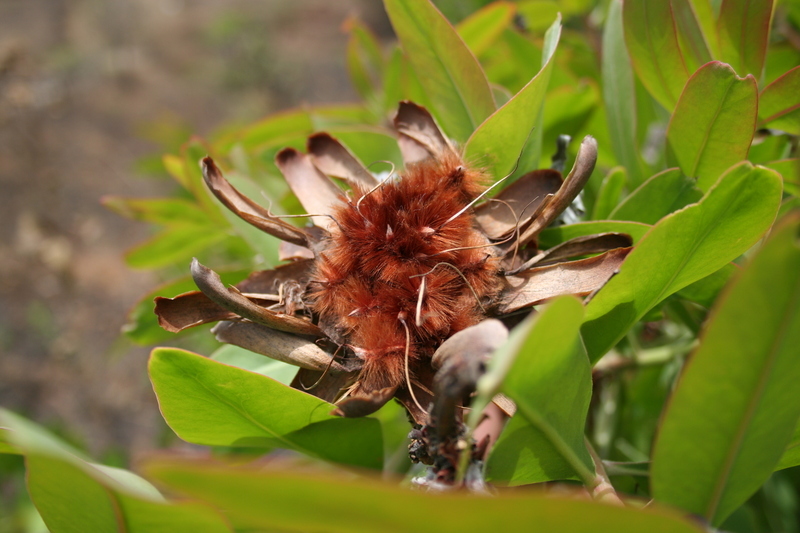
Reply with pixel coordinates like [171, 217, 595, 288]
[102, 197, 210, 226]
[485, 297, 594, 485]
[623, 0, 689, 110]
[652, 215, 800, 525]
[148, 348, 383, 470]
[582, 162, 782, 362]
[717, 0, 773, 79]
[592, 166, 627, 220]
[146, 459, 704, 533]
[456, 2, 515, 57]
[672, 0, 713, 72]
[666, 61, 758, 191]
[538, 220, 652, 249]
[603, 0, 645, 187]
[464, 15, 560, 178]
[776, 422, 800, 471]
[758, 66, 800, 135]
[383, 0, 496, 142]
[610, 168, 702, 224]
[0, 409, 230, 533]
[124, 224, 227, 270]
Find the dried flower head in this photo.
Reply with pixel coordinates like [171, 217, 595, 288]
[154, 101, 632, 425]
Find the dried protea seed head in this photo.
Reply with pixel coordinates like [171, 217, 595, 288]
[310, 151, 501, 394]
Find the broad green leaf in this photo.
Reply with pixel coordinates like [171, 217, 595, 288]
[384, 0, 496, 142]
[210, 344, 297, 385]
[610, 168, 702, 224]
[516, 1, 561, 32]
[464, 15, 561, 178]
[592, 166, 627, 220]
[686, 0, 718, 57]
[603, 0, 645, 187]
[582, 162, 782, 362]
[148, 348, 383, 470]
[652, 215, 800, 525]
[102, 197, 210, 226]
[124, 224, 227, 270]
[666, 61, 758, 191]
[485, 297, 594, 485]
[758, 66, 800, 135]
[344, 17, 385, 104]
[146, 459, 704, 533]
[672, 0, 714, 72]
[538, 220, 652, 249]
[456, 2, 516, 57]
[623, 0, 689, 110]
[382, 47, 434, 115]
[717, 0, 773, 79]
[677, 263, 738, 308]
[0, 409, 230, 533]
[776, 423, 800, 471]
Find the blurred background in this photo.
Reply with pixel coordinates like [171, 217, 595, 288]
[0, 0, 405, 462]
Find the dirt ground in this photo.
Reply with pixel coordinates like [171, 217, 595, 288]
[0, 0, 390, 459]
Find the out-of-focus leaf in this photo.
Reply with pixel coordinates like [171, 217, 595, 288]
[0, 409, 230, 533]
[464, 15, 561, 179]
[538, 220, 652, 249]
[383, 47, 434, 115]
[592, 167, 627, 220]
[686, 0, 718, 57]
[484, 297, 593, 485]
[758, 66, 800, 135]
[124, 225, 227, 270]
[217, 171, 281, 262]
[516, 1, 561, 32]
[764, 158, 800, 197]
[666, 62, 758, 191]
[776, 423, 800, 471]
[582, 162, 782, 362]
[102, 197, 210, 226]
[148, 348, 382, 470]
[652, 215, 800, 526]
[183, 141, 228, 224]
[384, 0, 496, 142]
[344, 17, 385, 104]
[610, 168, 702, 224]
[672, 0, 713, 72]
[210, 344, 297, 385]
[456, 2, 515, 56]
[677, 263, 738, 309]
[717, 0, 773, 79]
[221, 109, 314, 152]
[623, 0, 689, 110]
[146, 459, 704, 533]
[603, 0, 645, 187]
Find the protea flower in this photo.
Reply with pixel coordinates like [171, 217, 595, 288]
[154, 102, 631, 471]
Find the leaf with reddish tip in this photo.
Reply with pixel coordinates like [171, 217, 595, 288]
[623, 0, 689, 110]
[148, 348, 382, 470]
[306, 133, 378, 189]
[717, 0, 773, 79]
[201, 157, 312, 247]
[497, 247, 632, 314]
[464, 15, 561, 180]
[384, 0, 496, 142]
[758, 66, 800, 135]
[666, 62, 758, 192]
[274, 148, 346, 232]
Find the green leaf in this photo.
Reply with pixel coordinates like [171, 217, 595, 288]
[582, 162, 782, 362]
[677, 263, 738, 308]
[592, 166, 627, 220]
[717, 0, 773, 79]
[685, 0, 719, 57]
[344, 18, 385, 104]
[146, 459, 705, 533]
[484, 297, 594, 485]
[538, 220, 652, 249]
[602, 0, 645, 187]
[776, 422, 800, 471]
[102, 197, 210, 226]
[672, 0, 714, 72]
[610, 168, 702, 224]
[758, 66, 800, 135]
[623, 0, 689, 110]
[148, 348, 383, 470]
[456, 2, 516, 57]
[124, 224, 228, 270]
[463, 15, 561, 179]
[0, 409, 230, 533]
[666, 61, 758, 192]
[210, 344, 297, 385]
[383, 0, 496, 142]
[652, 214, 800, 525]
[516, 1, 561, 32]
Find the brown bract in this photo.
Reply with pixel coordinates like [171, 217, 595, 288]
[153, 101, 632, 426]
